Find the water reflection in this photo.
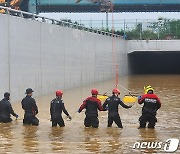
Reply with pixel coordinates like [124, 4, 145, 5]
[49, 127, 65, 152]
[0, 123, 13, 153]
[138, 129, 158, 153]
[106, 128, 122, 153]
[22, 126, 39, 153]
[83, 128, 101, 153]
[0, 75, 179, 153]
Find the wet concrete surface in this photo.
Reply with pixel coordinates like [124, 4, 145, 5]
[0, 75, 180, 153]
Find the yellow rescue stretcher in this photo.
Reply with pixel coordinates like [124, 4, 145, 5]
[98, 94, 137, 104]
[97, 94, 108, 102]
[123, 95, 137, 103]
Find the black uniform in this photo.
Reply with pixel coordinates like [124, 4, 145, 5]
[78, 96, 104, 128]
[103, 95, 131, 128]
[50, 97, 70, 127]
[138, 94, 161, 128]
[0, 98, 17, 123]
[21, 95, 39, 126]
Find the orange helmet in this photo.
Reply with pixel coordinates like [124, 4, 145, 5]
[56, 90, 63, 97]
[91, 88, 98, 95]
[112, 88, 120, 94]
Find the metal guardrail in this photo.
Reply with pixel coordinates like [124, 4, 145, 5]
[0, 6, 122, 38]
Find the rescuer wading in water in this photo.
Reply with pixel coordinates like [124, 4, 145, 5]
[138, 86, 161, 129]
[78, 89, 105, 128]
[50, 90, 71, 127]
[103, 88, 132, 128]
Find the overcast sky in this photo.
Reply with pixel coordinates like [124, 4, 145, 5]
[40, 12, 180, 21]
[40, 12, 180, 30]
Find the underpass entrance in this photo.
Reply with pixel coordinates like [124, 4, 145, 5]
[128, 51, 180, 74]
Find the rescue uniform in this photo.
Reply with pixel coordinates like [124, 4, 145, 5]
[138, 94, 161, 128]
[103, 95, 131, 128]
[78, 96, 104, 128]
[50, 97, 70, 127]
[0, 98, 18, 123]
[21, 95, 39, 126]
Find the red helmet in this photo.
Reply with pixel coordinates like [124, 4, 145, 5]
[112, 88, 120, 94]
[56, 90, 63, 97]
[91, 88, 98, 95]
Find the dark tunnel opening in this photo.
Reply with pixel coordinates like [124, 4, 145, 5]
[128, 51, 180, 74]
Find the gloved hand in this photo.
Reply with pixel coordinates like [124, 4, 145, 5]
[105, 106, 109, 110]
[77, 109, 81, 113]
[15, 114, 19, 119]
[137, 95, 142, 100]
[68, 115, 72, 120]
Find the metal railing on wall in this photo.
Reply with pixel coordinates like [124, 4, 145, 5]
[0, 6, 122, 38]
[71, 19, 180, 40]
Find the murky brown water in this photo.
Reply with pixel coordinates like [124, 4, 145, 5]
[0, 75, 180, 153]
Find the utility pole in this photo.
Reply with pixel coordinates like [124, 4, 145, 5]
[106, 11, 108, 29]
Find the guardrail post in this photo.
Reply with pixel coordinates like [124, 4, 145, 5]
[42, 17, 46, 22]
[52, 20, 55, 24]
[31, 15, 35, 20]
[18, 12, 23, 18]
[5, 9, 9, 15]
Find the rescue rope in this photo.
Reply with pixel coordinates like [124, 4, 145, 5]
[117, 83, 138, 96]
[117, 84, 138, 104]
[117, 84, 132, 95]
[111, 0, 119, 88]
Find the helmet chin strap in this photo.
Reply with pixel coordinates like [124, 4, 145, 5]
[56, 96, 62, 98]
[115, 93, 119, 97]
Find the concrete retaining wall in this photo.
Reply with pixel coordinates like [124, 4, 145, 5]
[127, 40, 180, 53]
[0, 14, 127, 102]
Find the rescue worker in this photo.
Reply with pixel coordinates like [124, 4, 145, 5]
[102, 88, 132, 128]
[50, 90, 71, 127]
[78, 89, 105, 128]
[0, 92, 18, 123]
[138, 85, 161, 129]
[21, 88, 39, 126]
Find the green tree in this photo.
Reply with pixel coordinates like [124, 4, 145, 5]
[148, 18, 180, 39]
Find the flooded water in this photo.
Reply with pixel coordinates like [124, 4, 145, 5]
[0, 75, 180, 153]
